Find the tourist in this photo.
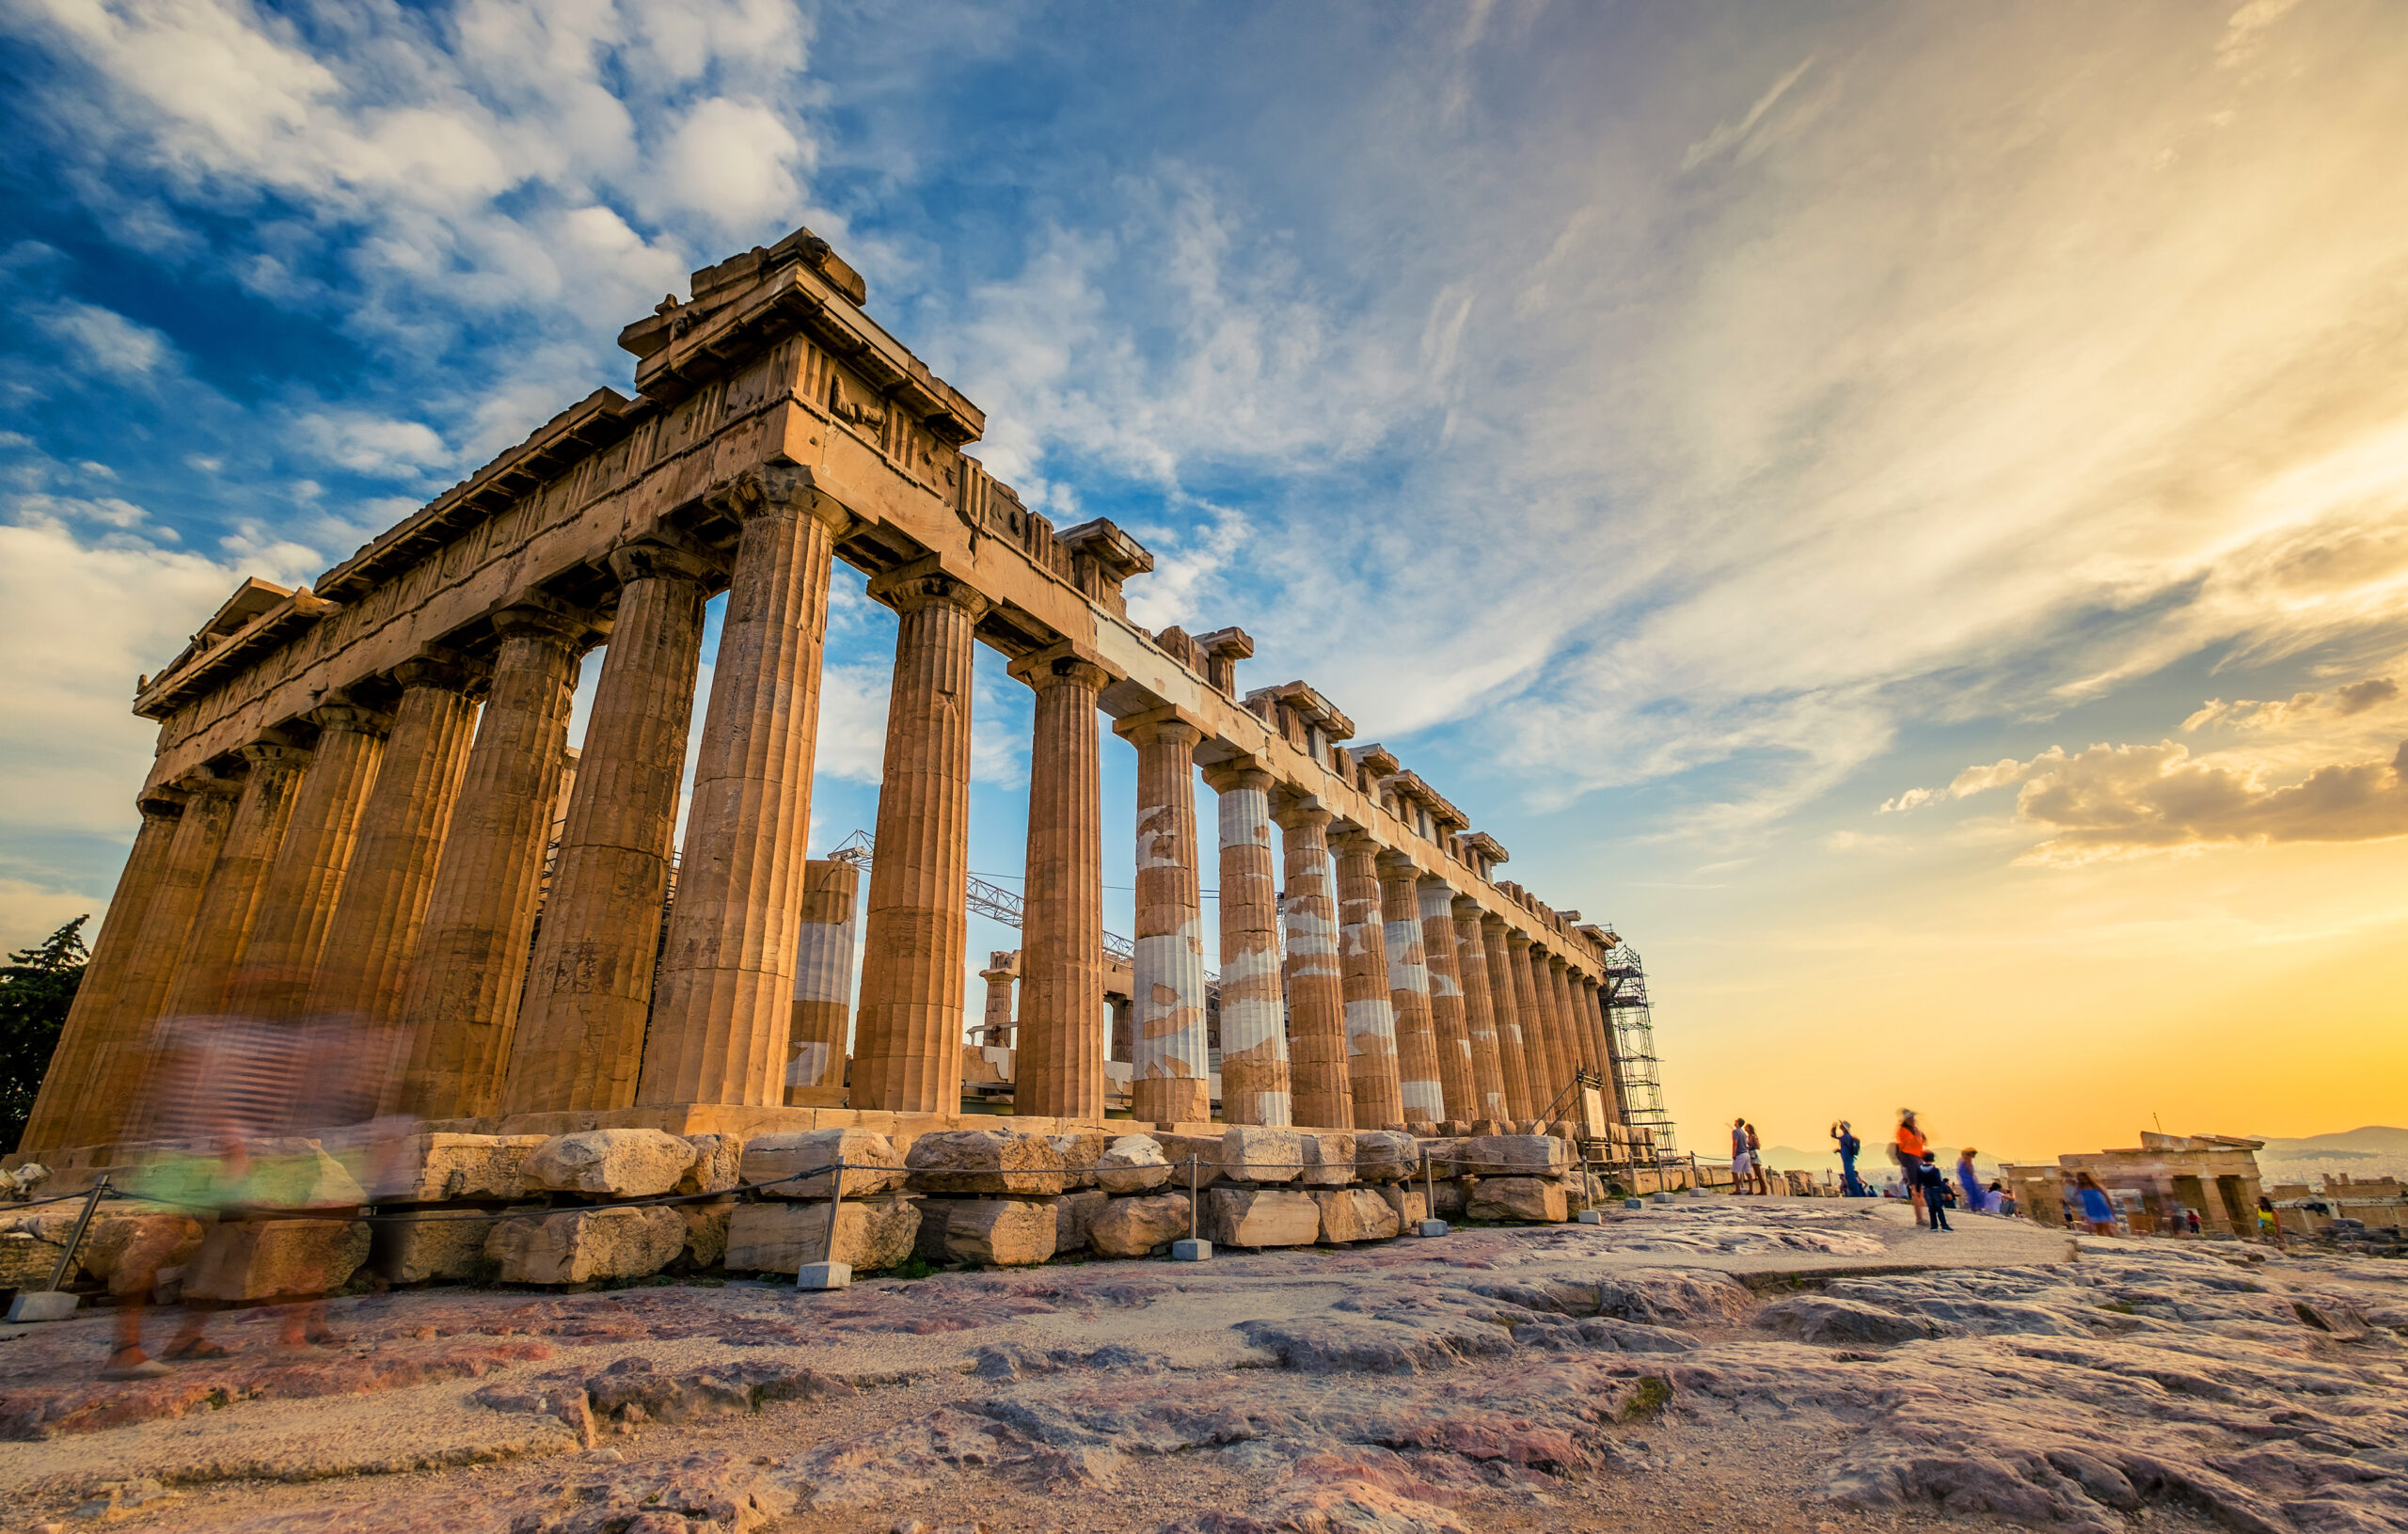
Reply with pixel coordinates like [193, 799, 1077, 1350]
[1894, 1110, 1929, 1226]
[2257, 1194, 2283, 1247]
[1730, 1117, 1751, 1194]
[1832, 1120, 1865, 1196]
[2075, 1173, 2117, 1236]
[1914, 1152, 1953, 1231]
[1991, 1180, 2016, 1217]
[2184, 1208, 2201, 1237]
[1956, 1147, 1986, 1213]
[1745, 1122, 1768, 1194]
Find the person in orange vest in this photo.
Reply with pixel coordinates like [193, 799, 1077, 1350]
[1894, 1109, 1929, 1226]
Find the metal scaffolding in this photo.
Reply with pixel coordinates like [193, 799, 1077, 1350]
[1600, 931, 1677, 1153]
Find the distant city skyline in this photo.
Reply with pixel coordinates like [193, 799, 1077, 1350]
[3, 1, 2402, 1156]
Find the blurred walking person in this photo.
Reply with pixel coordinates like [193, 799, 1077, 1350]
[2075, 1173, 2118, 1236]
[1894, 1109, 1929, 1226]
[1956, 1147, 1986, 1213]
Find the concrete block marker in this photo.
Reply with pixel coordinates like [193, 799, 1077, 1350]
[1418, 1219, 1450, 1238]
[1624, 1197, 1646, 1210]
[8, 1290, 79, 1322]
[1577, 1209, 1603, 1224]
[1171, 1238, 1212, 1261]
[795, 1261, 851, 1291]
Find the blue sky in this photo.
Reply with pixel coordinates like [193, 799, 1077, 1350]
[5, 1, 2406, 1154]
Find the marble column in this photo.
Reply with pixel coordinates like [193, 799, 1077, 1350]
[1206, 763, 1290, 1127]
[506, 544, 712, 1113]
[1586, 975, 1627, 1124]
[154, 739, 310, 1025]
[851, 564, 989, 1115]
[642, 470, 848, 1108]
[398, 607, 583, 1120]
[1275, 803, 1351, 1130]
[1377, 853, 1442, 1126]
[1549, 956, 1592, 1083]
[1451, 897, 1509, 1122]
[977, 955, 1017, 1048]
[1418, 877, 1475, 1122]
[1507, 932, 1559, 1113]
[1120, 714, 1210, 1125]
[81, 771, 244, 1146]
[224, 701, 390, 1022]
[1013, 652, 1107, 1121]
[786, 857, 860, 1099]
[1329, 829, 1400, 1130]
[18, 789, 185, 1152]
[1481, 915, 1537, 1121]
[303, 656, 479, 1056]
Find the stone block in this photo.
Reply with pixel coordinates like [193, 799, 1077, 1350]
[1547, 1119, 1579, 1144]
[483, 1207, 685, 1286]
[1207, 1188, 1321, 1248]
[1149, 1132, 1225, 1188]
[0, 1229, 66, 1289]
[1094, 1134, 1173, 1194]
[1465, 1134, 1572, 1177]
[1048, 1131, 1111, 1190]
[1416, 1137, 1466, 1177]
[1219, 1127, 1304, 1184]
[1432, 1178, 1467, 1218]
[725, 1198, 921, 1273]
[521, 1130, 696, 1198]
[677, 1135, 744, 1195]
[81, 1214, 206, 1291]
[1054, 1189, 1108, 1254]
[1467, 1178, 1569, 1224]
[681, 1200, 734, 1267]
[1087, 1193, 1193, 1257]
[1375, 1185, 1429, 1227]
[942, 1200, 1057, 1267]
[7, 1289, 77, 1322]
[1352, 1131, 1419, 1183]
[381, 1213, 502, 1285]
[914, 1200, 954, 1261]
[368, 1133, 548, 1202]
[740, 1129, 905, 1199]
[1298, 1131, 1358, 1187]
[184, 1218, 371, 1302]
[905, 1130, 1067, 1196]
[1314, 1187, 1400, 1244]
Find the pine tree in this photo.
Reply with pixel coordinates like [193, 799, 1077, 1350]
[0, 916, 88, 1155]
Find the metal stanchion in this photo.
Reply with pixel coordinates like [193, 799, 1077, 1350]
[797, 1157, 850, 1290]
[1173, 1155, 1211, 1259]
[1418, 1147, 1448, 1236]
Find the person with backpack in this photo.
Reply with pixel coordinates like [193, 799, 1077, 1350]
[1831, 1120, 1865, 1196]
[1913, 1152, 1953, 1231]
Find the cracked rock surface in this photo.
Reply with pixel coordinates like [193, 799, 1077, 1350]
[1, 1200, 2401, 1534]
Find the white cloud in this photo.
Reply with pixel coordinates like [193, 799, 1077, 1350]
[33, 299, 173, 377]
[289, 410, 451, 478]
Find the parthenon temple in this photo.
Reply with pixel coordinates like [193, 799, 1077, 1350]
[16, 226, 1655, 1167]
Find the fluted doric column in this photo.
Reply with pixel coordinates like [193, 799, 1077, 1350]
[225, 701, 390, 1022]
[786, 857, 861, 1099]
[399, 607, 584, 1119]
[153, 740, 309, 1029]
[19, 788, 185, 1152]
[1205, 762, 1290, 1127]
[642, 471, 849, 1109]
[82, 771, 244, 1146]
[1481, 915, 1537, 1121]
[851, 563, 989, 1115]
[1120, 712, 1210, 1125]
[304, 656, 480, 1063]
[1330, 828, 1400, 1130]
[1508, 931, 1559, 1113]
[506, 543, 713, 1113]
[1418, 876, 1475, 1122]
[1546, 956, 1591, 1122]
[1275, 803, 1348, 1131]
[1451, 897, 1508, 1122]
[1377, 852, 1442, 1126]
[1585, 975, 1626, 1124]
[1012, 652, 1106, 1120]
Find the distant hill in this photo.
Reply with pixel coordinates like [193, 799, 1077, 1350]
[2254, 1127, 2408, 1158]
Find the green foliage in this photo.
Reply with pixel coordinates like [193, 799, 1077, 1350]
[1620, 1375, 1672, 1422]
[885, 1254, 936, 1281]
[0, 916, 87, 1155]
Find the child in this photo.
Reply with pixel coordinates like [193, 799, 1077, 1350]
[1914, 1151, 1953, 1231]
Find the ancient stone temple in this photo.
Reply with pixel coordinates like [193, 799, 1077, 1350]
[17, 226, 1637, 1164]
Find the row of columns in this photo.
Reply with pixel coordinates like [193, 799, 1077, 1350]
[30, 462, 1623, 1152]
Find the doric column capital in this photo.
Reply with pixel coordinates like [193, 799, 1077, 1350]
[1373, 848, 1420, 882]
[1451, 894, 1485, 922]
[492, 604, 589, 649]
[1111, 705, 1203, 751]
[135, 784, 191, 818]
[1200, 758, 1273, 796]
[608, 539, 721, 589]
[392, 651, 483, 695]
[866, 558, 993, 620]
[1323, 820, 1381, 851]
[1505, 926, 1534, 951]
[238, 735, 310, 773]
[1007, 643, 1109, 694]
[717, 462, 853, 531]
[177, 762, 248, 799]
[308, 698, 393, 739]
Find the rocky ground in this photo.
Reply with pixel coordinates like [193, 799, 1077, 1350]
[1, 1199, 2401, 1534]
